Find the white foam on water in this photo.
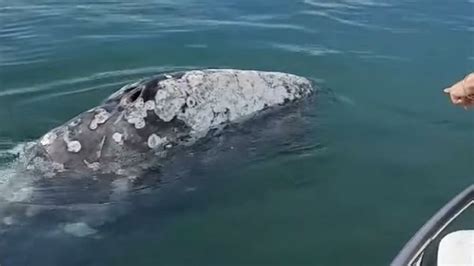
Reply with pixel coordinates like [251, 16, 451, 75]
[0, 168, 34, 203]
[2, 216, 14, 226]
[335, 94, 357, 106]
[0, 141, 136, 237]
[110, 178, 132, 201]
[63, 222, 98, 237]
[0, 150, 36, 231]
[0, 143, 37, 203]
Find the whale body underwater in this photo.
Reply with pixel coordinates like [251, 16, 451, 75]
[20, 69, 316, 177]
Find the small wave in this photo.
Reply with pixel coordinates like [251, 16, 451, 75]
[237, 14, 290, 22]
[0, 49, 52, 67]
[18, 80, 129, 105]
[1, 142, 24, 155]
[343, 0, 392, 7]
[303, 0, 392, 9]
[0, 65, 197, 98]
[1, 32, 46, 40]
[357, 54, 409, 62]
[0, 142, 23, 167]
[277, 142, 327, 158]
[78, 33, 165, 41]
[0, 40, 62, 67]
[0, 25, 34, 35]
[301, 9, 407, 32]
[0, 58, 49, 67]
[303, 0, 358, 9]
[301, 0, 407, 32]
[1, 16, 54, 31]
[301, 10, 374, 28]
[350, 50, 409, 62]
[269, 43, 342, 56]
[179, 18, 313, 32]
[334, 94, 357, 106]
[249, 141, 327, 166]
[186, 44, 208, 49]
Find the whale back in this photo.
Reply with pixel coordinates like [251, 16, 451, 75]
[24, 69, 315, 177]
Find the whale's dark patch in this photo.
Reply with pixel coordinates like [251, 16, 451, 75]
[142, 112, 191, 137]
[103, 85, 139, 105]
[140, 81, 159, 102]
[148, 71, 185, 85]
[170, 71, 185, 80]
[128, 88, 141, 103]
[180, 102, 188, 114]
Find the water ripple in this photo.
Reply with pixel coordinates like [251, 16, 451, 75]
[303, 0, 359, 9]
[0, 66, 197, 98]
[350, 50, 410, 62]
[301, 10, 387, 30]
[269, 43, 342, 56]
[303, 0, 392, 10]
[19, 81, 129, 105]
[187, 18, 313, 32]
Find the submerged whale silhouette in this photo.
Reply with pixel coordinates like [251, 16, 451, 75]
[21, 69, 315, 177]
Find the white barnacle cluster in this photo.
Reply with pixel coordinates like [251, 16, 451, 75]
[124, 97, 155, 129]
[144, 100, 155, 111]
[89, 108, 111, 130]
[83, 159, 100, 171]
[114, 70, 313, 151]
[69, 118, 82, 127]
[112, 132, 124, 145]
[153, 80, 186, 122]
[51, 161, 65, 172]
[67, 141, 82, 153]
[154, 71, 212, 133]
[40, 131, 57, 146]
[63, 131, 82, 153]
[150, 70, 313, 140]
[147, 133, 167, 149]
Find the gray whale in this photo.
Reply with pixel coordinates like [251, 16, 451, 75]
[22, 69, 315, 177]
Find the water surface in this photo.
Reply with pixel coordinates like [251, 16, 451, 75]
[0, 0, 473, 265]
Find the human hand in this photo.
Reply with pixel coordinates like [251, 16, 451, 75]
[444, 73, 474, 109]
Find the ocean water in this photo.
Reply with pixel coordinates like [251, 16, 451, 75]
[0, 0, 473, 265]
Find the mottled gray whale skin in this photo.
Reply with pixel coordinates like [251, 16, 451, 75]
[23, 69, 315, 177]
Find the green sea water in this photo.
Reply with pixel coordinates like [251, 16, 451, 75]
[0, 0, 473, 265]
